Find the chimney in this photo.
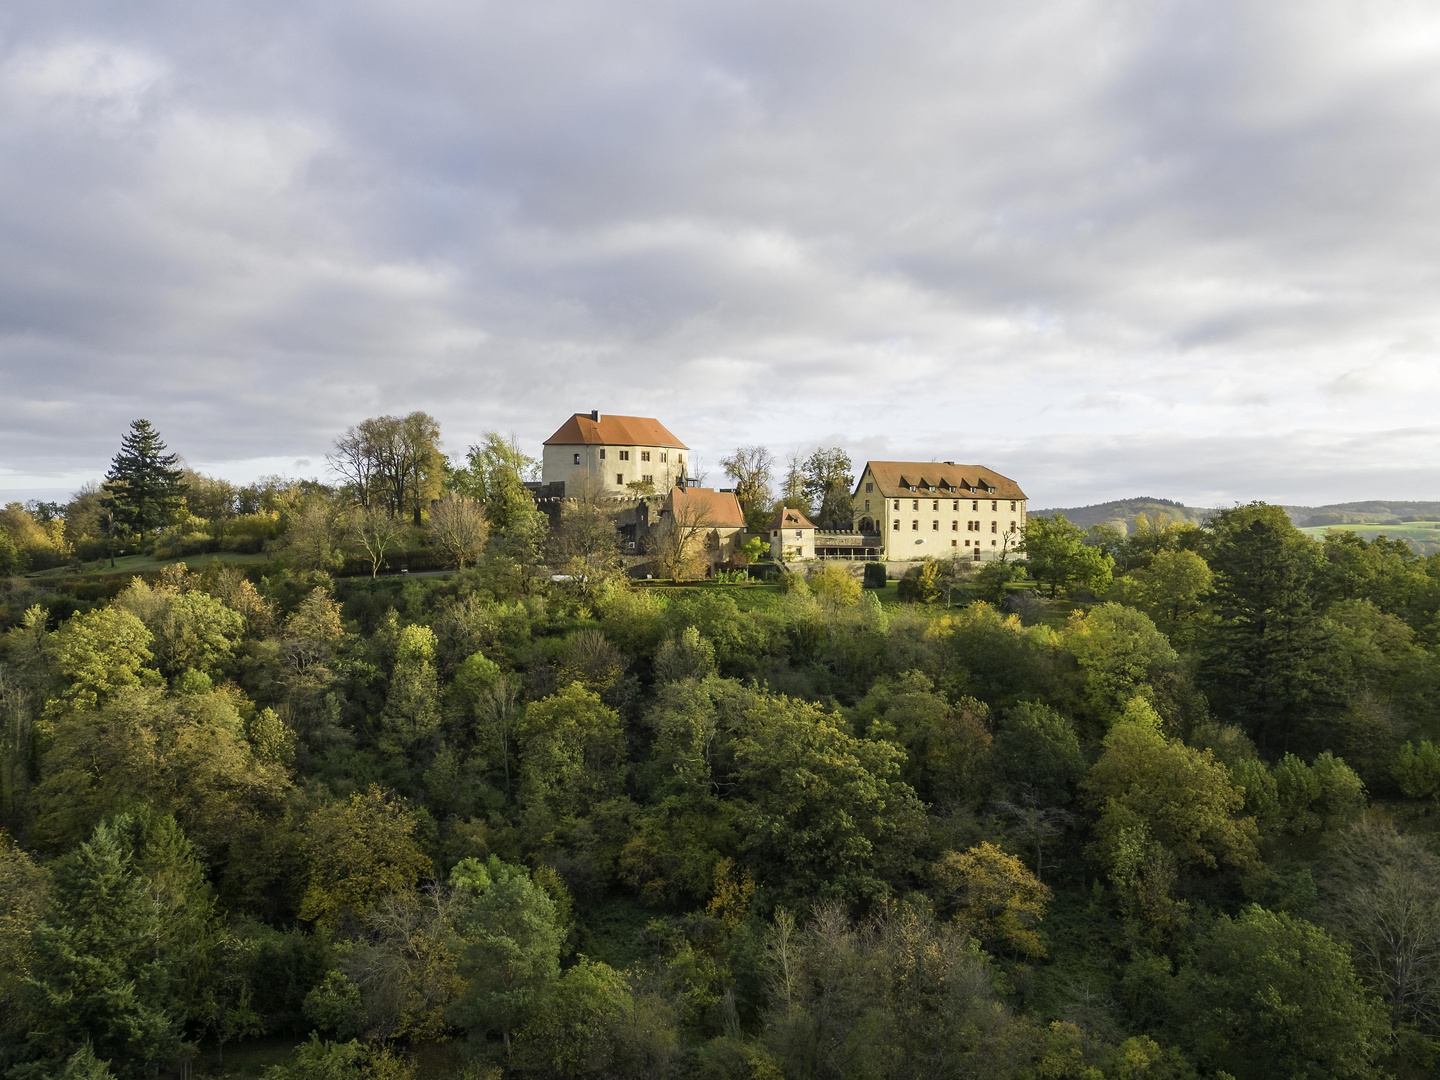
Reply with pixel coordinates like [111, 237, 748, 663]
[590, 409, 600, 422]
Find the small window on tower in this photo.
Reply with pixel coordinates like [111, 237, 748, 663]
[616, 473, 624, 485]
[600, 448, 606, 460]
[573, 453, 581, 465]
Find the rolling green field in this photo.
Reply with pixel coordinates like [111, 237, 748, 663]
[1299, 520, 1440, 555]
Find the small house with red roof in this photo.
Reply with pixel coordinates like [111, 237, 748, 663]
[769, 507, 816, 561]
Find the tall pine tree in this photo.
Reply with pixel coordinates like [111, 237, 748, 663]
[101, 420, 186, 544]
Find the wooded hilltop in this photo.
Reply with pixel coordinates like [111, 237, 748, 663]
[4, 417, 1440, 1080]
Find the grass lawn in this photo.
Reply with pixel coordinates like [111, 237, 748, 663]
[1299, 521, 1440, 554]
[27, 551, 271, 579]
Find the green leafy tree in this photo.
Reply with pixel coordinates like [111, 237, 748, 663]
[449, 857, 563, 1061]
[1084, 702, 1258, 873]
[381, 624, 442, 752]
[515, 683, 625, 827]
[991, 702, 1087, 806]
[799, 447, 853, 530]
[1393, 740, 1440, 802]
[298, 787, 431, 928]
[1179, 906, 1388, 1080]
[1062, 603, 1178, 727]
[46, 608, 161, 713]
[1022, 514, 1115, 597]
[731, 694, 925, 903]
[100, 420, 187, 544]
[455, 432, 541, 533]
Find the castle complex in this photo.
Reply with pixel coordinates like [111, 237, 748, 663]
[540, 410, 1027, 564]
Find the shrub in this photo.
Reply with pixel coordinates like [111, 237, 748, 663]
[897, 559, 941, 604]
[863, 562, 887, 589]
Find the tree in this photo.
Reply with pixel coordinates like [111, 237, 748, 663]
[328, 413, 444, 524]
[776, 453, 809, 516]
[1062, 603, 1178, 727]
[720, 446, 776, 533]
[1200, 503, 1341, 754]
[991, 702, 1087, 807]
[1392, 740, 1440, 802]
[800, 447, 853, 530]
[550, 484, 624, 607]
[455, 432, 541, 533]
[515, 683, 625, 826]
[1323, 818, 1440, 1036]
[381, 625, 442, 752]
[349, 504, 407, 578]
[282, 497, 347, 573]
[46, 607, 160, 713]
[647, 499, 711, 581]
[427, 494, 487, 569]
[298, 787, 431, 928]
[1083, 703, 1258, 873]
[1179, 906, 1388, 1080]
[1111, 549, 1214, 641]
[731, 694, 925, 903]
[807, 563, 861, 607]
[932, 842, 1052, 958]
[23, 812, 219, 1079]
[449, 857, 563, 1060]
[1021, 514, 1114, 597]
[100, 420, 187, 544]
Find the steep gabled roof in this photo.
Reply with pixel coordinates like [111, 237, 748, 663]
[543, 413, 688, 449]
[768, 506, 816, 531]
[664, 486, 746, 529]
[859, 461, 1027, 501]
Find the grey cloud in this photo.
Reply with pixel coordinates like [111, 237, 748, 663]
[2, 0, 1440, 506]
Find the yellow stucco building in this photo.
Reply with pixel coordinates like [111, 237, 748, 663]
[852, 461, 1027, 562]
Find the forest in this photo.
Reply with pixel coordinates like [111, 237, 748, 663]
[4, 418, 1440, 1080]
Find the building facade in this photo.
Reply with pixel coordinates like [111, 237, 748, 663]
[661, 486, 748, 566]
[769, 507, 816, 561]
[852, 461, 1027, 562]
[541, 411, 689, 497]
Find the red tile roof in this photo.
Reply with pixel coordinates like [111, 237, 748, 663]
[858, 461, 1026, 501]
[768, 507, 816, 530]
[664, 486, 747, 530]
[543, 412, 688, 449]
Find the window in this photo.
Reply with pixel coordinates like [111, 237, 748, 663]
[951, 521, 958, 531]
[619, 450, 630, 461]
[642, 474, 653, 483]
[572, 453, 581, 465]
[911, 520, 919, 530]
[864, 500, 870, 511]
[972, 500, 978, 511]
[992, 500, 997, 511]
[1011, 520, 1017, 531]
[795, 530, 802, 538]
[974, 551, 981, 561]
[911, 500, 918, 511]
[660, 452, 668, 463]
[991, 539, 997, 546]
[865, 482, 873, 493]
[965, 539, 970, 547]
[952, 500, 959, 511]
[641, 451, 651, 462]
[951, 539, 957, 547]
[932, 500, 939, 511]
[931, 520, 939, 531]
[909, 485, 916, 492]
[893, 500, 900, 510]
[892, 520, 900, 531]
[678, 455, 685, 465]
[1010, 500, 1016, 511]
[772, 530, 778, 537]
[600, 448, 606, 459]
[991, 521, 997, 533]
[616, 473, 624, 485]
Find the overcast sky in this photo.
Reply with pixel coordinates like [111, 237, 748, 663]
[2, 0, 1439, 509]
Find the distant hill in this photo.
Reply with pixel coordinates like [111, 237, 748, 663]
[1031, 497, 1210, 530]
[1033, 497, 1440, 533]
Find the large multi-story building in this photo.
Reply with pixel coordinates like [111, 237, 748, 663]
[541, 410, 689, 497]
[852, 461, 1027, 562]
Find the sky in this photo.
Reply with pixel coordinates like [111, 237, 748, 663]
[3, 0, 1440, 509]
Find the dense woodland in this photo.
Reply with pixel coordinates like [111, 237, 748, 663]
[5, 419, 1440, 1079]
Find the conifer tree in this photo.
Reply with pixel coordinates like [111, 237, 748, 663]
[100, 420, 187, 544]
